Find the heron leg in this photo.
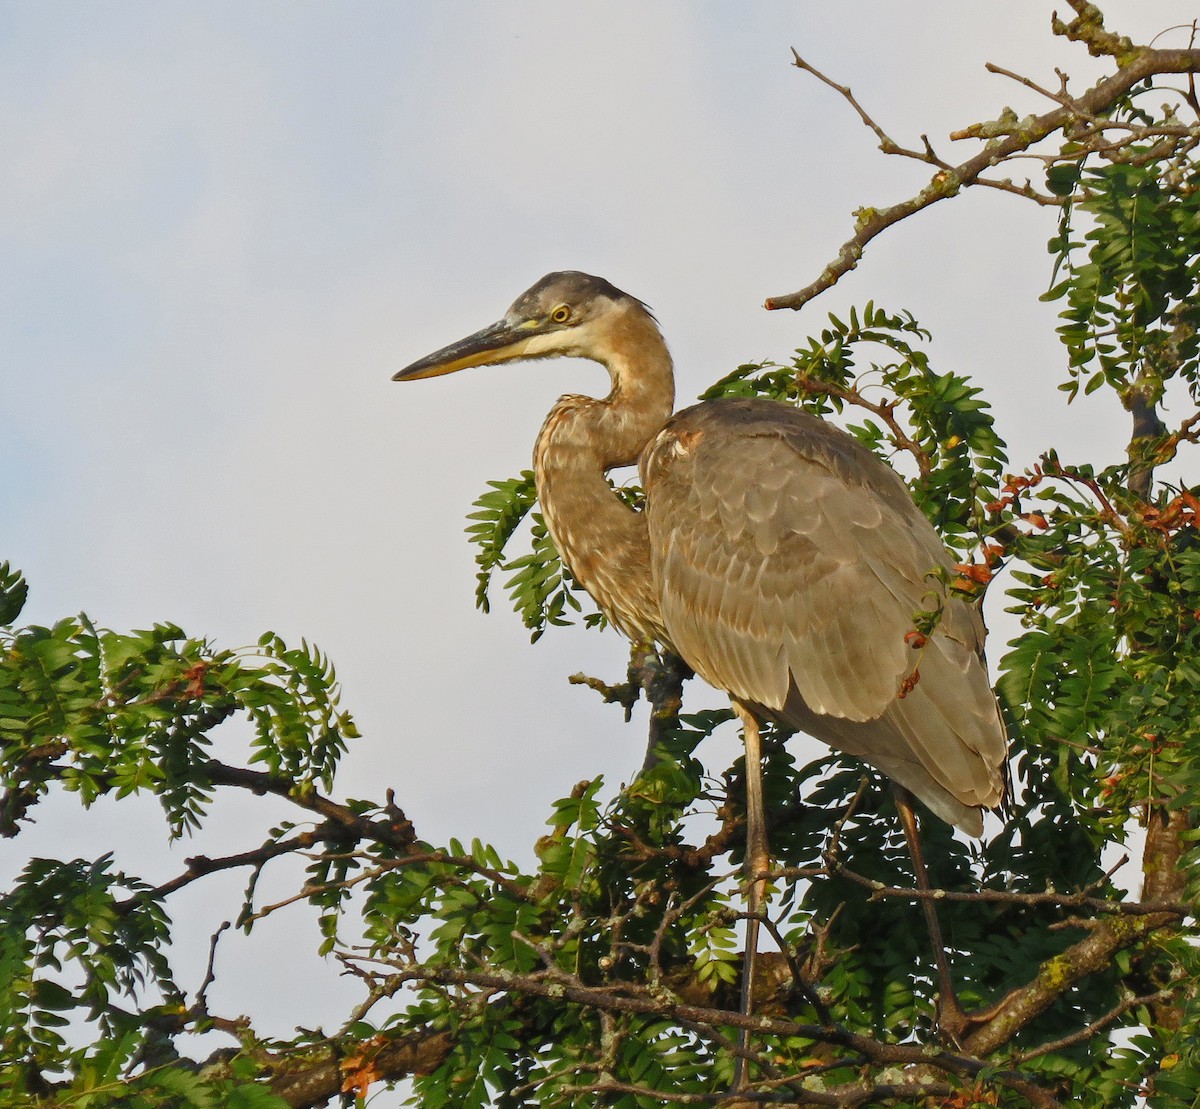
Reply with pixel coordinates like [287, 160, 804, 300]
[731, 701, 768, 1091]
[892, 784, 970, 1043]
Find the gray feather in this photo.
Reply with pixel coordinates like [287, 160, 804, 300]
[642, 396, 1006, 834]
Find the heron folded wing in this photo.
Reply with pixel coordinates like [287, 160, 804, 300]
[881, 632, 1008, 808]
[644, 398, 960, 723]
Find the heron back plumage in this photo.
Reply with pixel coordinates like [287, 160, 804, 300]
[641, 397, 1006, 834]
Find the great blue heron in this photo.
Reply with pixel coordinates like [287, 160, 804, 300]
[393, 271, 1007, 1054]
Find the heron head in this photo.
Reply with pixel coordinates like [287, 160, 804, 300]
[392, 271, 649, 382]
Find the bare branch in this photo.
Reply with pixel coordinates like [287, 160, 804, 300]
[265, 1029, 454, 1109]
[771, 862, 1192, 918]
[1010, 987, 1176, 1063]
[766, 41, 1200, 310]
[1052, 1, 1133, 59]
[203, 759, 418, 852]
[193, 922, 229, 1015]
[982, 60, 1075, 107]
[788, 50, 936, 164]
[134, 827, 334, 907]
[971, 175, 1063, 205]
[1139, 806, 1194, 1032]
[378, 960, 1059, 1106]
[963, 908, 1178, 1056]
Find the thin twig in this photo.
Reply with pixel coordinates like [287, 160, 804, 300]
[193, 922, 229, 1014]
[767, 44, 1200, 310]
[772, 862, 1190, 918]
[1009, 988, 1175, 1062]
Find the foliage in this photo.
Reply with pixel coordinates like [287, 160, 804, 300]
[0, 605, 354, 841]
[466, 472, 589, 641]
[3, 7, 1200, 1109]
[0, 595, 357, 1105]
[1044, 111, 1200, 407]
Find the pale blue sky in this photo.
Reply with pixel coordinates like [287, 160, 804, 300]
[3, 0, 1194, 1075]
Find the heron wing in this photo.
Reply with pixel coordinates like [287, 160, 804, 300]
[642, 397, 971, 722]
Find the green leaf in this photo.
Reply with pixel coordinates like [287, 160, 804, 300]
[0, 562, 28, 625]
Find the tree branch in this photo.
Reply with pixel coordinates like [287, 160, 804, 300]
[962, 907, 1178, 1055]
[1139, 806, 1194, 1033]
[203, 761, 418, 852]
[135, 827, 336, 906]
[772, 862, 1192, 918]
[765, 36, 1200, 311]
[378, 962, 1062, 1107]
[264, 1029, 454, 1108]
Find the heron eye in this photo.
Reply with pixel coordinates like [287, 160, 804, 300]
[551, 305, 571, 324]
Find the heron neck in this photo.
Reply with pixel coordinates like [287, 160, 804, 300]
[592, 303, 676, 465]
[532, 316, 674, 642]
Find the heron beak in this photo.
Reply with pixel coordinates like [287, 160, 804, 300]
[392, 319, 538, 381]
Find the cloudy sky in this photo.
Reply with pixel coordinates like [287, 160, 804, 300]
[3, 0, 1195, 1075]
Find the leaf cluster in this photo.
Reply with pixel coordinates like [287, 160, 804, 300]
[0, 572, 359, 1103]
[0, 571, 356, 840]
[466, 471, 599, 641]
[1044, 89, 1200, 408]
